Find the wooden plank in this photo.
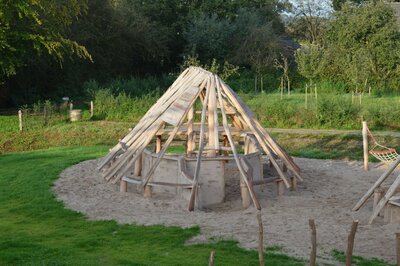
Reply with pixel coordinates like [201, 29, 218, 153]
[103, 120, 164, 181]
[220, 80, 302, 177]
[207, 77, 219, 156]
[99, 68, 204, 170]
[141, 83, 205, 188]
[98, 67, 194, 169]
[106, 74, 209, 182]
[353, 155, 400, 211]
[188, 76, 211, 211]
[219, 80, 293, 188]
[187, 106, 195, 155]
[161, 86, 201, 126]
[369, 173, 400, 224]
[216, 76, 261, 210]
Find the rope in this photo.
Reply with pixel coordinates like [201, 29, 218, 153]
[366, 125, 398, 163]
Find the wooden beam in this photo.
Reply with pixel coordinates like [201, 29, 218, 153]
[216, 76, 261, 210]
[188, 76, 211, 211]
[369, 173, 400, 224]
[353, 155, 400, 211]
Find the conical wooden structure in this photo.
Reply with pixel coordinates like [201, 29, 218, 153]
[98, 67, 302, 211]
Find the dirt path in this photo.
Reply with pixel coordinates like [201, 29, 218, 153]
[267, 127, 400, 137]
[54, 158, 400, 265]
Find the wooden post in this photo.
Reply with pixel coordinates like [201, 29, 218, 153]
[290, 176, 297, 191]
[156, 135, 162, 154]
[90, 101, 94, 118]
[352, 92, 354, 104]
[277, 180, 285, 196]
[18, 110, 23, 131]
[362, 121, 369, 171]
[396, 233, 400, 266]
[207, 78, 217, 157]
[120, 179, 127, 192]
[305, 84, 308, 109]
[257, 212, 265, 266]
[69, 102, 73, 111]
[187, 106, 194, 156]
[346, 220, 359, 266]
[208, 251, 215, 266]
[314, 85, 317, 100]
[309, 219, 317, 266]
[240, 178, 251, 208]
[223, 135, 229, 157]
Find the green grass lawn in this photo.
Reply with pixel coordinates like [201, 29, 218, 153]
[0, 146, 308, 265]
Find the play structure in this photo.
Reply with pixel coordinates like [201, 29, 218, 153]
[98, 67, 303, 211]
[353, 155, 400, 224]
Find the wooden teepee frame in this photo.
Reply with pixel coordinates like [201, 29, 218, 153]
[98, 67, 303, 211]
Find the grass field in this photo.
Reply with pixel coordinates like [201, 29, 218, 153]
[0, 146, 308, 265]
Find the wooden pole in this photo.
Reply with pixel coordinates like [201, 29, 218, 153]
[216, 78, 261, 210]
[353, 156, 400, 211]
[305, 84, 308, 109]
[309, 219, 317, 266]
[90, 101, 94, 118]
[362, 121, 369, 171]
[345, 220, 359, 266]
[120, 179, 127, 192]
[257, 211, 265, 266]
[188, 77, 211, 211]
[187, 106, 194, 156]
[396, 233, 400, 266]
[18, 110, 23, 131]
[314, 85, 317, 100]
[208, 251, 215, 266]
[69, 102, 73, 111]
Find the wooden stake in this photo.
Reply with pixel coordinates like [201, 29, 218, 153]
[314, 85, 317, 100]
[208, 251, 215, 266]
[257, 211, 265, 266]
[396, 233, 400, 266]
[309, 219, 317, 266]
[362, 121, 369, 171]
[305, 84, 308, 109]
[90, 101, 94, 118]
[346, 220, 359, 266]
[18, 110, 23, 131]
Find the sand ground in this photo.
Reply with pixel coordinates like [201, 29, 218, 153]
[54, 157, 400, 265]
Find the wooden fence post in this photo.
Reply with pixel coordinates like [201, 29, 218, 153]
[208, 251, 215, 266]
[18, 110, 23, 131]
[309, 219, 317, 266]
[90, 101, 94, 118]
[396, 233, 400, 266]
[305, 84, 308, 109]
[362, 121, 369, 171]
[257, 211, 265, 266]
[346, 220, 359, 266]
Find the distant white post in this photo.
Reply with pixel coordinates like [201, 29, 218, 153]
[362, 121, 369, 171]
[90, 101, 94, 118]
[18, 110, 23, 131]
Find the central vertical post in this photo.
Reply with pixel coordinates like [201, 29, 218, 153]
[207, 81, 217, 157]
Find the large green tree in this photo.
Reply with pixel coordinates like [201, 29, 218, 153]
[0, 0, 91, 77]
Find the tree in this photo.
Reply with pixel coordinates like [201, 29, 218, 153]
[324, 2, 400, 90]
[289, 0, 332, 44]
[0, 0, 91, 78]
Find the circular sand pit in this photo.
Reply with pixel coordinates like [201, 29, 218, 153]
[54, 157, 400, 264]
